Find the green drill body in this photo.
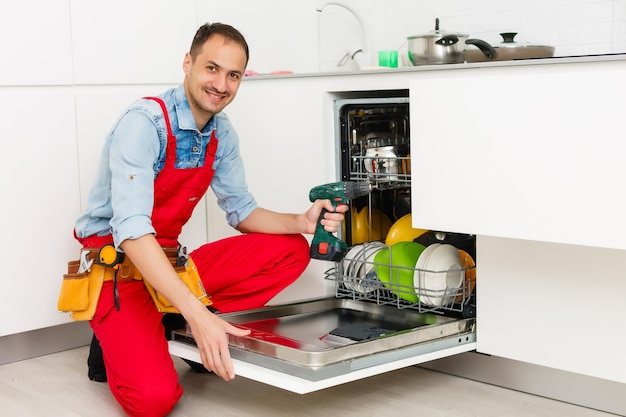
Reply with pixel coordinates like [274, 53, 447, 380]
[309, 181, 371, 262]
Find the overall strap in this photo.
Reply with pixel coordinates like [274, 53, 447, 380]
[143, 96, 177, 168]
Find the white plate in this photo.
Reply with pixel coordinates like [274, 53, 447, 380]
[343, 243, 380, 291]
[352, 243, 385, 294]
[342, 245, 365, 291]
[418, 244, 464, 307]
[412, 244, 440, 302]
[351, 242, 385, 277]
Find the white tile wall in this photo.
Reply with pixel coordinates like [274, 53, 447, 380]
[70, 0, 198, 84]
[317, 0, 626, 70]
[197, 0, 320, 74]
[0, 0, 73, 85]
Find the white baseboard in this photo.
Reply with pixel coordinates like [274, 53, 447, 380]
[0, 321, 92, 365]
[421, 352, 624, 416]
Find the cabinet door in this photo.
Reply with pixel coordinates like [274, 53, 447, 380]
[477, 235, 626, 384]
[409, 60, 626, 250]
[0, 93, 80, 335]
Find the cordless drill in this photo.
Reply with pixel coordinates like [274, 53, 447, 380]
[309, 181, 371, 262]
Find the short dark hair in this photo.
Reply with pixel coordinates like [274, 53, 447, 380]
[189, 22, 249, 66]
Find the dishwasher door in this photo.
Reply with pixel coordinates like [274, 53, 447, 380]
[168, 297, 476, 394]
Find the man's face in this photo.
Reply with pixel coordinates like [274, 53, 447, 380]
[183, 34, 247, 129]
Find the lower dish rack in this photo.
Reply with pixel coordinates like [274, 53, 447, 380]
[324, 241, 476, 318]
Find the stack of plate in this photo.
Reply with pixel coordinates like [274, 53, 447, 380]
[341, 242, 386, 295]
[413, 244, 464, 307]
[373, 242, 468, 307]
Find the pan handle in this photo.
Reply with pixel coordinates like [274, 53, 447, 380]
[465, 38, 498, 59]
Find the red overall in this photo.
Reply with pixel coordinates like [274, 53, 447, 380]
[79, 98, 310, 417]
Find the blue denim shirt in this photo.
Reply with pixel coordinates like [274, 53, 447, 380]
[75, 85, 258, 248]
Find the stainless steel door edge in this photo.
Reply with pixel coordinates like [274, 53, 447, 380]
[172, 297, 475, 370]
[227, 331, 476, 381]
[167, 339, 477, 394]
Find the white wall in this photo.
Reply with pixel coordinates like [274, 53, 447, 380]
[2, 0, 623, 335]
[0, 0, 318, 336]
[317, 0, 626, 70]
[197, 0, 319, 74]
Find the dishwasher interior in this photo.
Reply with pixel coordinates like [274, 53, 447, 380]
[169, 93, 477, 386]
[331, 95, 476, 318]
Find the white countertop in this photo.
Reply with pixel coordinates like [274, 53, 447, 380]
[243, 53, 626, 81]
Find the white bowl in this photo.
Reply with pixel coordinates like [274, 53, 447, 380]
[415, 244, 464, 307]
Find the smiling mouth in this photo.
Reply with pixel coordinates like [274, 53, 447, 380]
[205, 88, 227, 102]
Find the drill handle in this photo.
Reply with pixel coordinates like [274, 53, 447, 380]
[310, 208, 348, 262]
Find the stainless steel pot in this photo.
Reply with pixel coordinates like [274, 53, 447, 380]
[407, 18, 468, 65]
[464, 32, 555, 62]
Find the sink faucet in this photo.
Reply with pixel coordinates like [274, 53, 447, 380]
[316, 1, 371, 68]
[336, 49, 363, 68]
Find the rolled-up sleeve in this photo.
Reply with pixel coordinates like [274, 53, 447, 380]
[108, 110, 161, 247]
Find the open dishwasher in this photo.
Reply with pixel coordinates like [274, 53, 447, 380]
[168, 94, 477, 394]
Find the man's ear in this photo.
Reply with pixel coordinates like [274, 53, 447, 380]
[182, 53, 192, 75]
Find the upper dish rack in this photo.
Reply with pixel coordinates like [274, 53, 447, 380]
[348, 138, 411, 190]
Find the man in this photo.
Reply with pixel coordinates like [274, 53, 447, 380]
[73, 22, 347, 416]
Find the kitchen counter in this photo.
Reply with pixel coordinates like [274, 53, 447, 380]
[242, 53, 626, 80]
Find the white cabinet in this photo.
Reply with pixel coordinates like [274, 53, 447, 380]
[409, 59, 626, 384]
[477, 235, 626, 384]
[0, 92, 80, 335]
[409, 59, 626, 250]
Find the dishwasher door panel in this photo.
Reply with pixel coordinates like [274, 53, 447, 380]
[168, 298, 476, 393]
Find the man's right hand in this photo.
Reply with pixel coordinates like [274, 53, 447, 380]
[120, 234, 252, 380]
[184, 309, 251, 380]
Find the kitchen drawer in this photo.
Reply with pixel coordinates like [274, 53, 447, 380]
[168, 298, 476, 394]
[408, 60, 626, 250]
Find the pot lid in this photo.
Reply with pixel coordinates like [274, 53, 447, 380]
[407, 18, 468, 40]
[492, 32, 553, 49]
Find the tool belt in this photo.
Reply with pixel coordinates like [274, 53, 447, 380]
[58, 245, 212, 321]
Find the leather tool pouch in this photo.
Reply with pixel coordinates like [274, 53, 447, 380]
[143, 257, 212, 313]
[59, 247, 211, 317]
[58, 260, 112, 321]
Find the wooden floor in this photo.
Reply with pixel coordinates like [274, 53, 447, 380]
[0, 346, 617, 417]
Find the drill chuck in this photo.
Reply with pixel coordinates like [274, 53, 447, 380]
[343, 181, 372, 199]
